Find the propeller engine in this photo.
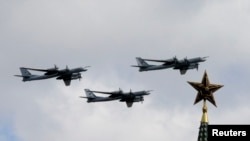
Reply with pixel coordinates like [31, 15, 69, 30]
[44, 64, 59, 75]
[196, 64, 199, 71]
[133, 96, 144, 103]
[183, 57, 190, 65]
[173, 56, 178, 64]
[187, 63, 199, 70]
[71, 73, 82, 80]
[66, 65, 69, 72]
[111, 88, 123, 94]
[47, 64, 58, 71]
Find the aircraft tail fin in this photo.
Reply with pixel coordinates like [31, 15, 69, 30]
[19, 67, 32, 76]
[131, 57, 149, 67]
[136, 57, 149, 66]
[14, 68, 32, 81]
[84, 89, 97, 98]
[80, 89, 97, 102]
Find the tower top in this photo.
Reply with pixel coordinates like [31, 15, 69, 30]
[187, 70, 223, 107]
[201, 100, 208, 123]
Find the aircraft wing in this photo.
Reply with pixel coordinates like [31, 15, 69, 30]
[90, 88, 123, 94]
[143, 59, 168, 62]
[22, 67, 50, 72]
[23, 67, 59, 75]
[180, 69, 187, 75]
[143, 58, 175, 64]
[56, 74, 72, 86]
[126, 101, 133, 107]
[63, 78, 71, 86]
[90, 90, 119, 95]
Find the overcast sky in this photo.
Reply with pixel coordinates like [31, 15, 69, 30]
[1, 0, 250, 141]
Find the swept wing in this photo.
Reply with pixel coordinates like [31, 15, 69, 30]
[63, 79, 71, 86]
[180, 69, 187, 75]
[143, 57, 177, 65]
[126, 101, 133, 107]
[56, 74, 72, 86]
[143, 58, 174, 63]
[23, 65, 59, 75]
[90, 89, 123, 95]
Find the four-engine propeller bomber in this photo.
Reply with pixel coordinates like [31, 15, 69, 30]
[14, 55, 208, 108]
[14, 65, 90, 86]
[80, 88, 152, 108]
[132, 56, 208, 75]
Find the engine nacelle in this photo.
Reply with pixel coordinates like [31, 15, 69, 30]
[71, 73, 82, 80]
[133, 96, 144, 102]
[188, 63, 198, 70]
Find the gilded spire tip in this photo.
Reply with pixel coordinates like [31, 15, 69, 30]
[201, 100, 208, 123]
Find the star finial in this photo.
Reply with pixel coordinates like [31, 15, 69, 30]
[187, 71, 223, 107]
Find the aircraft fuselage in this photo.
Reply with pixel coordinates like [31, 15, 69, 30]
[139, 64, 175, 72]
[22, 74, 59, 81]
[87, 96, 121, 102]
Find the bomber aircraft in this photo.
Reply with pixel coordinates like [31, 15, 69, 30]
[80, 88, 152, 108]
[14, 65, 90, 86]
[131, 56, 208, 75]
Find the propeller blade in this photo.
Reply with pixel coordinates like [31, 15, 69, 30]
[173, 56, 178, 63]
[54, 64, 58, 70]
[66, 65, 69, 71]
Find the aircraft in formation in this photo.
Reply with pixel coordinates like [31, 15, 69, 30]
[14, 65, 90, 86]
[80, 88, 152, 108]
[15, 55, 208, 107]
[131, 56, 208, 75]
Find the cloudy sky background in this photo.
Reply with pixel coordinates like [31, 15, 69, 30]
[1, 0, 250, 141]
